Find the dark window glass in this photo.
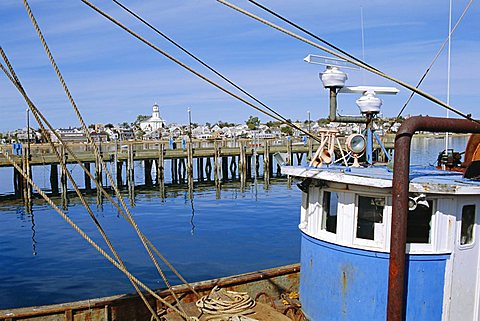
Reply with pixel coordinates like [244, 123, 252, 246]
[461, 205, 476, 245]
[356, 196, 384, 240]
[406, 200, 433, 243]
[322, 191, 338, 233]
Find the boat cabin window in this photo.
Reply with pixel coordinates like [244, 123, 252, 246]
[356, 196, 384, 240]
[321, 191, 338, 234]
[460, 205, 476, 245]
[407, 200, 434, 244]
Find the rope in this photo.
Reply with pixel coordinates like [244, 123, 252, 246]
[0, 151, 197, 321]
[216, 0, 478, 124]
[21, 0, 191, 315]
[0, 54, 198, 310]
[196, 286, 256, 321]
[0, 48, 160, 321]
[246, 0, 380, 73]
[80, 0, 322, 143]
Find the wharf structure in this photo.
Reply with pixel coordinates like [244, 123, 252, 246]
[0, 136, 394, 204]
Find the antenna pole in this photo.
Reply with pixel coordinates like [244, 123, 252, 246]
[445, 0, 453, 154]
[360, 7, 366, 83]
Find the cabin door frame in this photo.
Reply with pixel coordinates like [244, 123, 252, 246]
[447, 196, 480, 321]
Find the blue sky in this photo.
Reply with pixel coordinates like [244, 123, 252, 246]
[0, 0, 478, 131]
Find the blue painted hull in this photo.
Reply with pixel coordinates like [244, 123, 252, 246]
[300, 233, 449, 321]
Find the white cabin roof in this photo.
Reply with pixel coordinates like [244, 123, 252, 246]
[282, 165, 480, 195]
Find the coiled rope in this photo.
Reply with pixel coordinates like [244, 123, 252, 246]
[196, 286, 257, 321]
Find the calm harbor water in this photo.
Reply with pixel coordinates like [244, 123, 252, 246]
[0, 135, 469, 309]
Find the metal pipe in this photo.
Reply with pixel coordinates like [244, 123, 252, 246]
[387, 116, 480, 321]
[328, 88, 368, 123]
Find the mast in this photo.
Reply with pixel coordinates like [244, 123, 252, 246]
[445, 0, 453, 153]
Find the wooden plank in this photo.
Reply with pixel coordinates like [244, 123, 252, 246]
[65, 309, 73, 321]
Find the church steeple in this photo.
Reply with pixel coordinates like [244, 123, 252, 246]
[152, 102, 160, 119]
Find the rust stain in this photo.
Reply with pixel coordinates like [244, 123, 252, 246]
[342, 271, 347, 293]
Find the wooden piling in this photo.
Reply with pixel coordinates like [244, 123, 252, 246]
[187, 141, 194, 191]
[205, 157, 212, 181]
[229, 157, 237, 179]
[84, 162, 92, 191]
[13, 164, 23, 198]
[95, 153, 102, 205]
[197, 157, 204, 182]
[213, 141, 220, 188]
[144, 160, 153, 186]
[263, 140, 270, 182]
[50, 164, 59, 195]
[172, 159, 178, 184]
[222, 156, 229, 181]
[239, 141, 247, 178]
[179, 158, 186, 183]
[158, 142, 165, 198]
[287, 138, 293, 166]
[60, 146, 69, 208]
[127, 144, 135, 206]
[246, 155, 252, 179]
[296, 153, 303, 166]
[116, 161, 123, 188]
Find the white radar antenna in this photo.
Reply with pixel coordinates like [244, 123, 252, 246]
[304, 54, 359, 89]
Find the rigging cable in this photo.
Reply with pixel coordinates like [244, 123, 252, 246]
[20, 0, 195, 317]
[0, 52, 199, 314]
[112, 0, 299, 133]
[394, 0, 475, 122]
[80, 0, 322, 142]
[216, 0, 478, 124]
[0, 50, 160, 321]
[246, 0, 380, 73]
[0, 151, 198, 321]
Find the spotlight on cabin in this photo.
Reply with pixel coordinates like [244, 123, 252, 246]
[346, 134, 366, 154]
[346, 134, 366, 167]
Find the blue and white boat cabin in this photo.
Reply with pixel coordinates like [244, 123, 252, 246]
[283, 164, 480, 321]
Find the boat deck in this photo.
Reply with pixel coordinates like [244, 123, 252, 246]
[164, 302, 292, 321]
[282, 164, 480, 194]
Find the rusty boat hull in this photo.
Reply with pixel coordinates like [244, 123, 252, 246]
[0, 264, 300, 321]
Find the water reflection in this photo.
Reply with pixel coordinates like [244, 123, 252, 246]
[30, 211, 37, 256]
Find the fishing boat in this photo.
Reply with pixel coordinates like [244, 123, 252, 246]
[2, 1, 480, 320]
[3, 57, 480, 321]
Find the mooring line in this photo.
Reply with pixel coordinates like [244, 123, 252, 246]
[80, 0, 321, 142]
[21, 0, 192, 315]
[112, 0, 298, 132]
[1, 57, 198, 298]
[0, 49, 161, 321]
[0, 151, 197, 321]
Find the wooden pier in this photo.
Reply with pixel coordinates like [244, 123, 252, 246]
[0, 136, 394, 199]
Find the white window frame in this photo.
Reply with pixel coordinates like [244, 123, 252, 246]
[457, 203, 477, 251]
[316, 189, 341, 243]
[353, 193, 388, 249]
[405, 198, 438, 254]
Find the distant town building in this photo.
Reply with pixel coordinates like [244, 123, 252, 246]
[53, 128, 87, 143]
[140, 103, 166, 132]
